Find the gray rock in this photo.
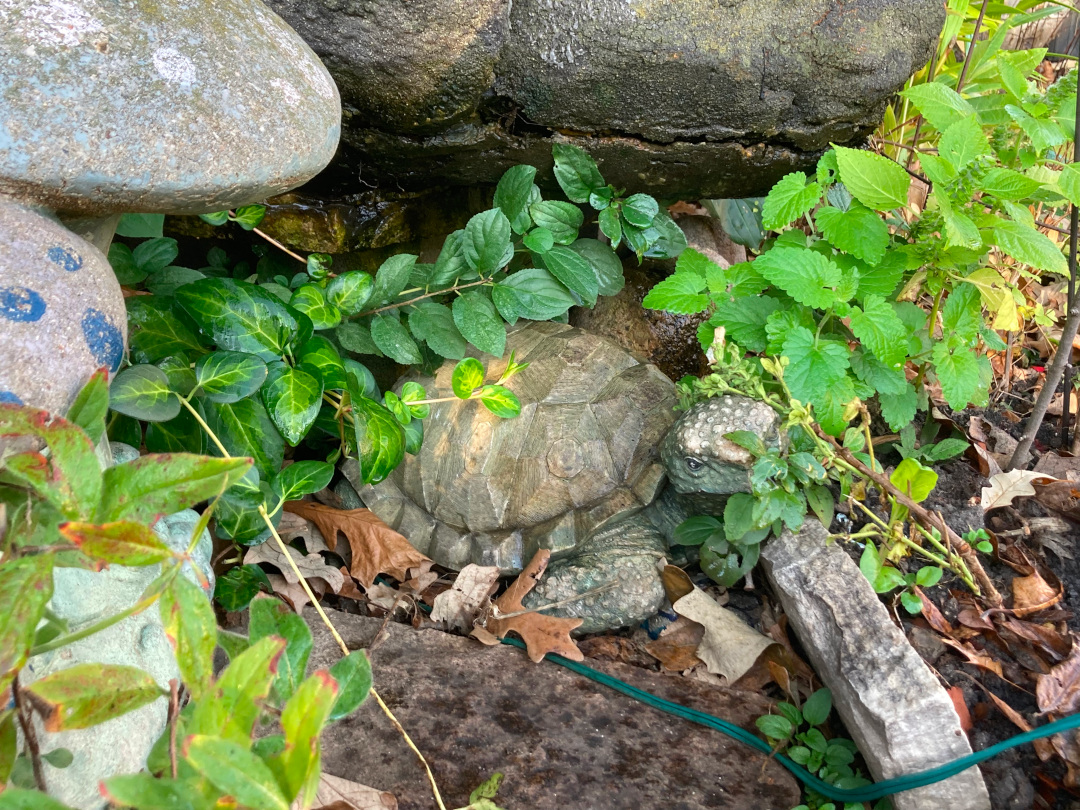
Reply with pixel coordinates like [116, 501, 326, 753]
[0, 199, 126, 415]
[760, 520, 991, 810]
[0, 0, 340, 215]
[267, 0, 942, 198]
[303, 608, 802, 810]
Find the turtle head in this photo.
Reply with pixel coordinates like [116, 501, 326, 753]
[660, 395, 785, 513]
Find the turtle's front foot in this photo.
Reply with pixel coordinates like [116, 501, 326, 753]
[522, 523, 667, 634]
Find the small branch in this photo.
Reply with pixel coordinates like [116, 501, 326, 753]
[252, 226, 307, 266]
[490, 580, 619, 620]
[956, 0, 990, 94]
[353, 277, 493, 320]
[168, 679, 180, 779]
[13, 675, 46, 792]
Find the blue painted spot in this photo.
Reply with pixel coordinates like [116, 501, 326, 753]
[81, 308, 124, 372]
[0, 286, 46, 322]
[47, 246, 83, 272]
[0, 391, 24, 405]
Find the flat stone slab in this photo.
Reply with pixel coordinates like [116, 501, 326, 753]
[305, 609, 801, 810]
[0, 0, 340, 215]
[761, 519, 990, 810]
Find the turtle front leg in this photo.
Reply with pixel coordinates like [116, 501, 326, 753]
[522, 517, 667, 634]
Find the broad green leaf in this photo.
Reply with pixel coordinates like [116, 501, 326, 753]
[753, 247, 844, 309]
[493, 268, 575, 322]
[157, 355, 198, 398]
[370, 313, 423, 365]
[804, 483, 834, 529]
[145, 266, 205, 297]
[567, 238, 624, 296]
[0, 556, 54, 688]
[116, 213, 165, 238]
[200, 211, 229, 227]
[452, 292, 506, 356]
[478, 385, 521, 418]
[214, 478, 279, 545]
[673, 515, 725, 548]
[849, 295, 908, 369]
[939, 116, 991, 170]
[335, 321, 381, 356]
[369, 254, 419, 307]
[66, 369, 110, 444]
[815, 204, 889, 265]
[192, 634, 283, 744]
[849, 348, 908, 395]
[348, 389, 405, 486]
[430, 230, 469, 287]
[523, 227, 555, 254]
[233, 204, 266, 230]
[935, 192, 982, 250]
[853, 252, 905, 302]
[890, 458, 938, 502]
[552, 143, 605, 203]
[462, 209, 512, 275]
[59, 521, 172, 566]
[296, 336, 348, 390]
[598, 206, 622, 246]
[993, 219, 1068, 275]
[802, 689, 833, 727]
[184, 735, 288, 810]
[543, 245, 598, 305]
[980, 167, 1043, 201]
[126, 297, 205, 364]
[201, 398, 285, 481]
[290, 285, 341, 331]
[261, 363, 323, 446]
[275, 671, 338, 804]
[621, 194, 660, 228]
[194, 351, 267, 403]
[918, 153, 958, 186]
[762, 172, 821, 230]
[161, 576, 217, 701]
[0, 711, 17, 787]
[782, 327, 850, 403]
[1006, 104, 1066, 152]
[529, 201, 584, 245]
[931, 342, 982, 410]
[132, 237, 179, 275]
[326, 272, 374, 316]
[109, 365, 181, 422]
[400, 381, 430, 419]
[494, 165, 538, 233]
[452, 357, 485, 398]
[408, 302, 468, 359]
[249, 597, 313, 704]
[899, 82, 974, 132]
[108, 243, 145, 285]
[941, 282, 983, 343]
[101, 774, 210, 810]
[709, 296, 781, 353]
[701, 198, 765, 250]
[274, 460, 334, 502]
[880, 381, 918, 431]
[175, 278, 296, 361]
[833, 145, 910, 210]
[26, 664, 161, 731]
[214, 564, 272, 613]
[813, 374, 858, 437]
[305, 252, 332, 279]
[1059, 164, 1080, 207]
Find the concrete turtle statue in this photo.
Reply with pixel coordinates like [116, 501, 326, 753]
[342, 322, 783, 632]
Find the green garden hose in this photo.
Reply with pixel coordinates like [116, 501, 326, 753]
[499, 636, 1080, 802]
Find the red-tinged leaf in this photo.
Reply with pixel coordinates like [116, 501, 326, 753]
[24, 663, 162, 732]
[183, 735, 289, 810]
[161, 576, 217, 701]
[274, 671, 338, 805]
[100, 773, 213, 810]
[97, 453, 252, 525]
[249, 597, 312, 704]
[328, 650, 372, 721]
[0, 788, 79, 810]
[946, 685, 972, 732]
[59, 521, 173, 566]
[190, 636, 284, 742]
[0, 555, 54, 689]
[0, 709, 16, 786]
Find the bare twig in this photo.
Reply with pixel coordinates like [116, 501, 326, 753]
[168, 678, 180, 779]
[956, 0, 990, 94]
[353, 277, 493, 320]
[13, 675, 46, 791]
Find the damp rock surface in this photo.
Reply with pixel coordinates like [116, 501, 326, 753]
[305, 608, 802, 810]
[0, 0, 341, 215]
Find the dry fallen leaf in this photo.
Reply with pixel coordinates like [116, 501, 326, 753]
[1037, 636, 1080, 716]
[644, 616, 705, 672]
[672, 587, 779, 683]
[266, 573, 315, 613]
[1012, 568, 1063, 615]
[484, 549, 583, 664]
[946, 685, 973, 732]
[917, 587, 954, 635]
[284, 501, 429, 590]
[336, 567, 367, 602]
[244, 543, 344, 593]
[940, 637, 1005, 678]
[980, 470, 1056, 510]
[1034, 453, 1080, 482]
[431, 564, 500, 634]
[1033, 479, 1080, 521]
[276, 509, 332, 554]
[291, 771, 397, 810]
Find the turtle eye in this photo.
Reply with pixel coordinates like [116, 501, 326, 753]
[685, 457, 703, 471]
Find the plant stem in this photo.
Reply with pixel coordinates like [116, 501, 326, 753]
[13, 676, 45, 792]
[168, 679, 180, 779]
[955, 0, 989, 94]
[353, 277, 493, 319]
[180, 398, 229, 457]
[252, 226, 307, 266]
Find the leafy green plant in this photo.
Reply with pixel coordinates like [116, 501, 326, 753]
[0, 377, 371, 806]
[964, 527, 994, 554]
[887, 422, 969, 465]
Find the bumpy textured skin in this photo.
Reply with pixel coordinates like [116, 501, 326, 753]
[345, 324, 785, 631]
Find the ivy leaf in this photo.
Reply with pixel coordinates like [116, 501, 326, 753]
[326, 272, 374, 316]
[939, 116, 991, 171]
[782, 327, 850, 403]
[815, 204, 889, 265]
[849, 296, 907, 369]
[761, 172, 821, 231]
[993, 219, 1068, 275]
[370, 313, 423, 365]
[552, 143, 605, 203]
[274, 460, 334, 502]
[492, 268, 575, 322]
[529, 201, 583, 245]
[899, 82, 974, 132]
[543, 246, 598, 305]
[753, 247, 844, 309]
[462, 209, 512, 275]
[478, 385, 521, 418]
[452, 292, 506, 357]
[347, 391, 405, 486]
[194, 352, 267, 403]
[931, 342, 982, 410]
[132, 237, 179, 276]
[621, 194, 660, 228]
[709, 296, 781, 353]
[126, 297, 205, 364]
[452, 358, 485, 398]
[833, 145, 910, 210]
[261, 363, 323, 446]
[175, 278, 296, 361]
[202, 398, 284, 481]
[494, 165, 537, 234]
[408, 301, 468, 360]
[109, 365, 181, 422]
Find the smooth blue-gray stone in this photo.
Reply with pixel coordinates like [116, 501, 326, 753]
[0, 0, 341, 215]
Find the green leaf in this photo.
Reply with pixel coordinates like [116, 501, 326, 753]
[567, 238, 624, 296]
[543, 245, 598, 305]
[709, 296, 781, 353]
[492, 268, 575, 322]
[348, 390, 405, 485]
[0, 556, 54, 689]
[194, 351, 267, 403]
[833, 145, 910, 210]
[529, 201, 584, 245]
[328, 650, 372, 721]
[66, 369, 110, 443]
[523, 227, 555, 254]
[853, 253, 905, 302]
[890, 457, 938, 502]
[305, 252, 332, 280]
[296, 336, 348, 390]
[802, 688, 832, 727]
[762, 172, 821, 230]
[335, 321, 381, 356]
[108, 243, 145, 285]
[370, 313, 423, 365]
[782, 327, 850, 403]
[754, 248, 844, 309]
[126, 297, 205, 364]
[274, 461, 333, 503]
[214, 565, 272, 612]
[175, 278, 296, 361]
[598, 206, 622, 246]
[184, 735, 288, 810]
[408, 301, 468, 359]
[110, 365, 181, 422]
[370, 254, 419, 306]
[59, 521, 172, 566]
[26, 664, 161, 731]
[145, 266, 205, 297]
[900, 82, 974, 132]
[452, 292, 506, 356]
[452, 357, 486, 398]
[621, 194, 660, 228]
[275, 671, 339, 804]
[201, 398, 285, 481]
[931, 342, 982, 410]
[494, 165, 538, 233]
[1006, 104, 1066, 152]
[116, 213, 164, 238]
[290, 285, 341, 331]
[980, 167, 1043, 201]
[849, 295, 907, 369]
[993, 219, 1068, 275]
[701, 198, 765, 250]
[1058, 164, 1080, 207]
[326, 272, 374, 316]
[133, 237, 179, 275]
[815, 204, 889, 265]
[463, 209, 512, 275]
[804, 484, 834, 528]
[673, 515, 724, 547]
[101, 774, 209, 810]
[916, 566, 943, 588]
[233, 205, 266, 230]
[723, 493, 759, 542]
[879, 381, 918, 431]
[249, 597, 313, 704]
[160, 575, 219, 702]
[478, 385, 521, 418]
[918, 153, 958, 186]
[939, 116, 991, 170]
[431, 230, 470, 287]
[199, 211, 230, 227]
[214, 478, 279, 545]
[756, 714, 794, 740]
[261, 363, 323, 446]
[552, 143, 605, 203]
[935, 192, 982, 251]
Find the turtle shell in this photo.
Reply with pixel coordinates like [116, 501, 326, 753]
[353, 322, 678, 572]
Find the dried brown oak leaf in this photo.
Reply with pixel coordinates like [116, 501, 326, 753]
[283, 501, 429, 590]
[1038, 637, 1080, 717]
[482, 549, 584, 664]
